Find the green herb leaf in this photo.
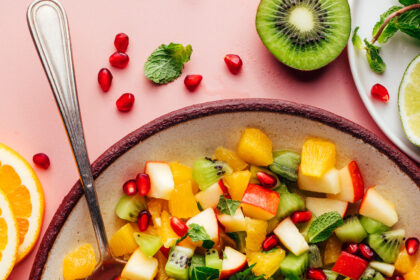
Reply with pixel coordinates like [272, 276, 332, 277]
[144, 43, 192, 84]
[364, 39, 386, 74]
[190, 266, 220, 280]
[229, 264, 265, 280]
[397, 9, 420, 40]
[188, 223, 214, 249]
[307, 211, 344, 243]
[202, 240, 215, 249]
[399, 0, 420, 6]
[372, 6, 401, 43]
[217, 195, 241, 216]
[352, 27, 364, 50]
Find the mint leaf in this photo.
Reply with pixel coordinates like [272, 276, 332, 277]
[229, 264, 265, 280]
[364, 39, 386, 74]
[144, 43, 192, 84]
[307, 211, 344, 243]
[191, 266, 219, 280]
[399, 0, 420, 5]
[217, 195, 241, 216]
[397, 9, 420, 40]
[372, 6, 401, 43]
[352, 27, 364, 50]
[202, 240, 215, 249]
[188, 223, 214, 249]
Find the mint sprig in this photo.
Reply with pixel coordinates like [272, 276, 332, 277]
[307, 211, 344, 243]
[190, 267, 220, 280]
[188, 223, 215, 249]
[229, 264, 265, 280]
[217, 195, 241, 216]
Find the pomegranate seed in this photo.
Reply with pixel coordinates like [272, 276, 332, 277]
[184, 75, 202, 91]
[109, 52, 129, 69]
[343, 243, 359, 255]
[218, 180, 231, 199]
[405, 237, 419, 256]
[114, 277, 121, 280]
[359, 243, 375, 260]
[262, 234, 279, 251]
[224, 54, 242, 74]
[170, 217, 189, 237]
[33, 153, 50, 169]
[136, 173, 151, 196]
[116, 93, 135, 112]
[137, 210, 151, 232]
[97, 68, 113, 92]
[256, 171, 277, 188]
[114, 33, 129, 53]
[307, 268, 327, 280]
[122, 179, 137, 196]
[160, 246, 171, 258]
[371, 83, 389, 103]
[393, 276, 404, 280]
[291, 211, 312, 224]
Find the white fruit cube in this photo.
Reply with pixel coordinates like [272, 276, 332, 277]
[359, 187, 398, 227]
[121, 248, 158, 280]
[306, 197, 348, 218]
[217, 208, 246, 233]
[298, 168, 341, 194]
[370, 261, 395, 277]
[274, 217, 309, 256]
[328, 161, 364, 203]
[220, 246, 247, 279]
[145, 162, 174, 200]
[195, 181, 223, 209]
[187, 208, 219, 242]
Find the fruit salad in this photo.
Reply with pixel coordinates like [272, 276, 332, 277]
[62, 128, 420, 280]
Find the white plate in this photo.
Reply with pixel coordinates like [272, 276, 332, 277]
[348, 0, 420, 162]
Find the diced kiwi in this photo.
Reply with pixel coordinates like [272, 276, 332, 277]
[269, 150, 300, 182]
[189, 255, 205, 279]
[360, 267, 376, 280]
[367, 229, 405, 264]
[115, 194, 146, 222]
[308, 245, 323, 268]
[272, 182, 289, 195]
[205, 249, 222, 270]
[335, 216, 368, 243]
[360, 216, 391, 234]
[373, 273, 386, 280]
[193, 158, 232, 190]
[250, 165, 281, 188]
[279, 252, 309, 278]
[133, 232, 162, 257]
[226, 232, 246, 253]
[256, 0, 351, 71]
[323, 270, 338, 280]
[267, 192, 305, 232]
[165, 246, 194, 280]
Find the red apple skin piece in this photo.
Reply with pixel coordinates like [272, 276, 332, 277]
[332, 251, 368, 280]
[347, 161, 364, 202]
[241, 184, 280, 220]
[220, 247, 247, 279]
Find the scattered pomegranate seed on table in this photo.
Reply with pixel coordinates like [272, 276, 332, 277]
[343, 242, 359, 255]
[137, 210, 151, 231]
[256, 171, 277, 188]
[109, 52, 129, 69]
[170, 216, 189, 237]
[262, 234, 279, 251]
[224, 54, 243, 74]
[307, 268, 327, 280]
[122, 179, 137, 196]
[136, 173, 151, 196]
[116, 93, 135, 112]
[114, 33, 129, 53]
[97, 68, 113, 92]
[371, 83, 389, 103]
[291, 210, 312, 224]
[184, 75, 202, 91]
[359, 243, 375, 260]
[32, 153, 50, 169]
[405, 237, 419, 256]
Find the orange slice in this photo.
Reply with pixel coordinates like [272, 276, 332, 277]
[0, 143, 44, 262]
[62, 243, 97, 280]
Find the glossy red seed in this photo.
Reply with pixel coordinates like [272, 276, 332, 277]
[160, 246, 171, 258]
[137, 210, 151, 232]
[184, 75, 202, 91]
[224, 54, 243, 74]
[136, 173, 151, 196]
[291, 211, 312, 224]
[262, 234, 279, 251]
[307, 268, 327, 280]
[170, 216, 189, 237]
[97, 68, 113, 92]
[122, 179, 137, 196]
[116, 93, 135, 112]
[359, 243, 375, 260]
[33, 153, 50, 169]
[109, 52, 129, 69]
[405, 237, 419, 256]
[256, 171, 277, 188]
[343, 242, 359, 255]
[114, 33, 129, 53]
[371, 83, 389, 103]
[393, 276, 404, 280]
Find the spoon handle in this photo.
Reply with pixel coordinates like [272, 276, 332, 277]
[27, 0, 111, 261]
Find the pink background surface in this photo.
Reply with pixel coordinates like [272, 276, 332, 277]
[1, 0, 390, 278]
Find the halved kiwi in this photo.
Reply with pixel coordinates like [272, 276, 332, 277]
[256, 0, 351, 70]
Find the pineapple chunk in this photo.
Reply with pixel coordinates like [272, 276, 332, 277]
[237, 128, 273, 166]
[169, 162, 199, 193]
[395, 248, 417, 274]
[247, 248, 286, 278]
[109, 223, 139, 257]
[214, 146, 248, 171]
[300, 138, 336, 178]
[121, 248, 158, 280]
[245, 217, 268, 252]
[168, 180, 200, 218]
[223, 170, 251, 200]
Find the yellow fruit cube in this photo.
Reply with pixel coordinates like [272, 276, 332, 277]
[63, 243, 97, 280]
[223, 170, 251, 200]
[245, 217, 268, 252]
[324, 235, 342, 265]
[148, 198, 169, 228]
[405, 261, 420, 280]
[169, 180, 200, 218]
[214, 146, 248, 172]
[237, 128, 273, 166]
[109, 223, 139, 257]
[169, 162, 199, 193]
[301, 138, 336, 178]
[247, 248, 285, 278]
[159, 211, 179, 248]
[395, 248, 417, 274]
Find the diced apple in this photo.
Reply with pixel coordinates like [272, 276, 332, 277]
[298, 167, 340, 194]
[327, 161, 364, 203]
[332, 251, 368, 280]
[274, 217, 309, 256]
[241, 184, 280, 220]
[370, 261, 395, 277]
[305, 197, 348, 218]
[121, 248, 158, 280]
[187, 208, 219, 242]
[220, 246, 247, 279]
[359, 187, 398, 227]
[145, 162, 174, 200]
[217, 208, 246, 233]
[195, 181, 224, 209]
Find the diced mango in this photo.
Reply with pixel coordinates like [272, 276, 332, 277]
[109, 223, 138, 257]
[168, 180, 200, 218]
[247, 248, 286, 278]
[214, 146, 248, 172]
[300, 138, 336, 178]
[237, 128, 273, 166]
[223, 170, 251, 200]
[395, 248, 417, 274]
[405, 261, 420, 280]
[169, 162, 199, 194]
[245, 217, 268, 252]
[159, 211, 178, 248]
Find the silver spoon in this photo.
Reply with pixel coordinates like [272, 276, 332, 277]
[27, 0, 126, 279]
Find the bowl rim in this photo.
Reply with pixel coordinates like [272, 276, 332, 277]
[30, 98, 420, 279]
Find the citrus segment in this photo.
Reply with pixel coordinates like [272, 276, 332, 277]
[62, 243, 97, 280]
[169, 180, 199, 218]
[247, 248, 285, 278]
[169, 162, 198, 193]
[159, 210, 179, 248]
[237, 128, 273, 166]
[223, 170, 251, 201]
[244, 217, 268, 252]
[109, 223, 138, 257]
[214, 147, 248, 172]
